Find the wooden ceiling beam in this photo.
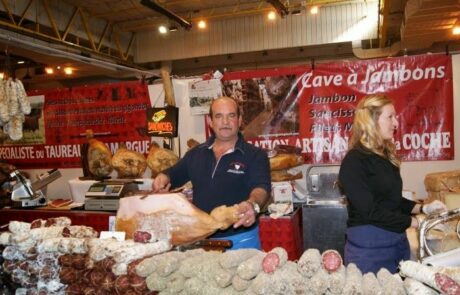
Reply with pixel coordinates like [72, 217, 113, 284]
[266, 0, 289, 17]
[140, 0, 192, 30]
[379, 0, 390, 48]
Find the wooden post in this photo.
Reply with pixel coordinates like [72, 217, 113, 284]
[160, 61, 175, 107]
[160, 61, 180, 156]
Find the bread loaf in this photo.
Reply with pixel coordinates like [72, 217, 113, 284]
[269, 153, 303, 171]
[271, 170, 303, 182]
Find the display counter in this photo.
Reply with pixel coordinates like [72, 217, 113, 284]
[0, 208, 114, 233]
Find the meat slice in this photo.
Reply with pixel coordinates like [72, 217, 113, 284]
[435, 273, 460, 295]
[321, 249, 343, 273]
[116, 193, 239, 245]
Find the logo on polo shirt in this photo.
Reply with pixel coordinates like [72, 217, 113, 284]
[227, 162, 245, 174]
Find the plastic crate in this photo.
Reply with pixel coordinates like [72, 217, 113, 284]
[259, 207, 303, 261]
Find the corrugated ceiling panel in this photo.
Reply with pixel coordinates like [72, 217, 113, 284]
[135, 1, 378, 63]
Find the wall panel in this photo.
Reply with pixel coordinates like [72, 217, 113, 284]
[135, 1, 378, 63]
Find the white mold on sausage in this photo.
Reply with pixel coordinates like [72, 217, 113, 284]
[297, 248, 322, 278]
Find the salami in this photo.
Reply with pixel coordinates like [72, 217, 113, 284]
[377, 267, 405, 295]
[236, 252, 265, 280]
[399, 260, 460, 294]
[8, 221, 31, 234]
[404, 277, 438, 295]
[30, 219, 46, 229]
[321, 249, 343, 273]
[261, 247, 288, 274]
[297, 248, 321, 278]
[0, 232, 12, 245]
[435, 273, 460, 295]
[44, 217, 71, 227]
[214, 267, 235, 288]
[133, 230, 157, 243]
[262, 252, 280, 273]
[218, 248, 259, 269]
[15, 79, 30, 115]
[232, 274, 251, 291]
[362, 272, 384, 295]
[0, 81, 9, 123]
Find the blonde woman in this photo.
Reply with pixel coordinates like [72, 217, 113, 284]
[338, 94, 446, 274]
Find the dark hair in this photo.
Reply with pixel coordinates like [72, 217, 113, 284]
[209, 96, 241, 118]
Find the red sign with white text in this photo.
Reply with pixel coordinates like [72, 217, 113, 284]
[222, 54, 453, 163]
[0, 81, 151, 169]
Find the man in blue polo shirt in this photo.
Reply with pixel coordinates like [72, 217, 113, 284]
[153, 96, 271, 249]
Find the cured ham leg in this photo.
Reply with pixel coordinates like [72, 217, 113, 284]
[116, 193, 239, 245]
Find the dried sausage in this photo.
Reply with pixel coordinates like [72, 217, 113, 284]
[321, 249, 342, 273]
[435, 272, 460, 295]
[262, 252, 280, 273]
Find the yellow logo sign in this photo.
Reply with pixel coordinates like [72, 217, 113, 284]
[152, 110, 166, 122]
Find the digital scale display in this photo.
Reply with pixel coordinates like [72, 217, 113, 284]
[87, 184, 124, 195]
[111, 186, 121, 193]
[89, 185, 105, 192]
[85, 181, 139, 211]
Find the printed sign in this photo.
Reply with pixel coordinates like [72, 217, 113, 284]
[221, 54, 453, 163]
[0, 81, 151, 169]
[146, 106, 179, 137]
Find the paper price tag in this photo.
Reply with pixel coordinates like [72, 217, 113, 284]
[99, 231, 125, 241]
[108, 216, 116, 231]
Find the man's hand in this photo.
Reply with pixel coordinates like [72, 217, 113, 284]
[233, 200, 257, 228]
[152, 173, 171, 193]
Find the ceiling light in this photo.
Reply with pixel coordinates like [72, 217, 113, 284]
[169, 25, 178, 32]
[453, 26, 460, 35]
[310, 6, 319, 15]
[197, 20, 206, 29]
[266, 0, 288, 18]
[158, 25, 168, 34]
[267, 11, 277, 20]
[63, 67, 73, 75]
[140, 0, 192, 30]
[17, 60, 25, 64]
[45, 67, 54, 74]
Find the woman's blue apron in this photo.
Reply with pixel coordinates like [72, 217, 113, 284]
[345, 225, 410, 274]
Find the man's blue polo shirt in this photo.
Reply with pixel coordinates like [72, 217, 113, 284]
[164, 133, 271, 238]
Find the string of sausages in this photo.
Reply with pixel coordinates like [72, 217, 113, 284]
[0, 78, 30, 141]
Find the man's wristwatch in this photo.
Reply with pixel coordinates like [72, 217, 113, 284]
[247, 200, 260, 214]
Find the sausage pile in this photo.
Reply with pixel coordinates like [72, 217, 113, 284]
[2, 217, 460, 294]
[0, 217, 171, 294]
[0, 78, 30, 141]
[400, 261, 460, 295]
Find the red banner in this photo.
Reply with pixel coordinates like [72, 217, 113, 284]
[0, 81, 151, 169]
[222, 54, 453, 163]
[1, 55, 453, 169]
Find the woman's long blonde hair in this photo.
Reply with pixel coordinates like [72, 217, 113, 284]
[349, 93, 400, 167]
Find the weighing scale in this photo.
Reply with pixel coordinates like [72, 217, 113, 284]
[84, 180, 139, 211]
